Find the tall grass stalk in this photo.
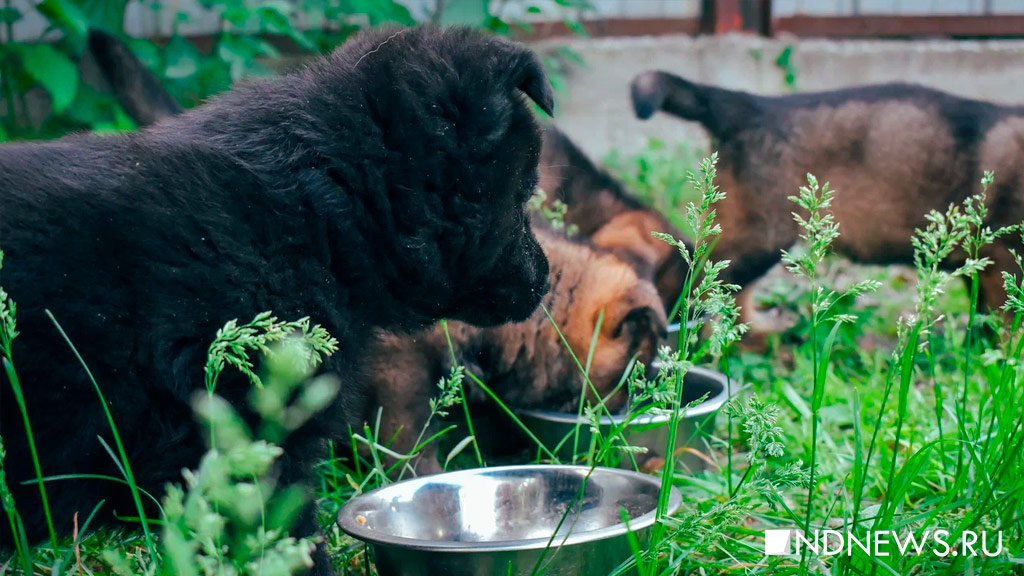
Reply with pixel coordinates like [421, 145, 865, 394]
[539, 304, 637, 465]
[650, 154, 724, 523]
[440, 319, 485, 468]
[0, 436, 34, 576]
[3, 358, 59, 553]
[1, 249, 61, 560]
[45, 310, 160, 567]
[954, 173, 1000, 484]
[778, 175, 879, 574]
[640, 153, 749, 576]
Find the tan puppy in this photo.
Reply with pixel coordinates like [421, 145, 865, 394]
[363, 228, 667, 473]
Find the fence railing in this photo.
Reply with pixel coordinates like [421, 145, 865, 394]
[2, 0, 1022, 43]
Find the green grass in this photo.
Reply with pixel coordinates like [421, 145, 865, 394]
[3, 145, 1024, 575]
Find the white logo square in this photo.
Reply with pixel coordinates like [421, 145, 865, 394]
[764, 529, 793, 556]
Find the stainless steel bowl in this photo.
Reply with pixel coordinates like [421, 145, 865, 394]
[519, 367, 730, 472]
[665, 322, 682, 351]
[338, 465, 681, 576]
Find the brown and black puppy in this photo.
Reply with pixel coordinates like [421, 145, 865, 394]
[632, 72, 1024, 309]
[539, 126, 688, 312]
[364, 227, 667, 474]
[2, 26, 553, 573]
[89, 30, 670, 473]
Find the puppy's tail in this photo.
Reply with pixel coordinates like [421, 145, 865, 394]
[89, 29, 183, 127]
[630, 71, 760, 137]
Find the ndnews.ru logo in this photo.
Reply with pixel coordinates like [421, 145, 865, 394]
[764, 529, 1004, 558]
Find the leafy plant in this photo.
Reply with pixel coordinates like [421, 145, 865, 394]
[775, 45, 797, 91]
[153, 337, 339, 576]
[0, 0, 416, 141]
[0, 0, 591, 143]
[778, 175, 880, 566]
[529, 187, 578, 237]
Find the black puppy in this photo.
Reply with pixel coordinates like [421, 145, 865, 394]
[0, 26, 552, 572]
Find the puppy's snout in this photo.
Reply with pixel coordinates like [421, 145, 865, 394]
[521, 233, 550, 300]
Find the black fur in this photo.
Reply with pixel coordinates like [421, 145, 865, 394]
[0, 26, 552, 573]
[630, 71, 760, 139]
[630, 71, 1008, 145]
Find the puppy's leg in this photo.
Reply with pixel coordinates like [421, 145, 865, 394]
[365, 340, 445, 476]
[720, 244, 787, 349]
[977, 243, 1019, 330]
[274, 429, 335, 576]
[375, 389, 442, 477]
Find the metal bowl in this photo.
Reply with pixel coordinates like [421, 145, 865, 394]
[338, 465, 681, 576]
[664, 317, 709, 351]
[665, 322, 682, 351]
[519, 367, 730, 472]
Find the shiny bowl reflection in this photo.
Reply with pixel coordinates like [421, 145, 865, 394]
[338, 465, 680, 576]
[519, 366, 731, 471]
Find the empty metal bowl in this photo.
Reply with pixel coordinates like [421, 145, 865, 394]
[338, 465, 681, 576]
[519, 366, 730, 471]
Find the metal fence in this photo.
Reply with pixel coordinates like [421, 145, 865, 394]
[3, 0, 1023, 41]
[774, 0, 1022, 15]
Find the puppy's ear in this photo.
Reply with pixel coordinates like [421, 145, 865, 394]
[539, 126, 636, 235]
[89, 28, 183, 127]
[606, 284, 669, 345]
[510, 52, 555, 117]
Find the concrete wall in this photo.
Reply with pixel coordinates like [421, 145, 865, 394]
[536, 33, 1024, 160]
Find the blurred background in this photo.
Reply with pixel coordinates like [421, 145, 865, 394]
[1, 0, 1023, 159]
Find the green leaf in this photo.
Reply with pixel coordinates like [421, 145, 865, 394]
[63, 83, 117, 126]
[347, 0, 415, 26]
[851, 390, 865, 515]
[254, 4, 314, 51]
[813, 321, 844, 412]
[12, 44, 79, 113]
[897, 323, 921, 418]
[484, 15, 510, 35]
[217, 34, 259, 80]
[124, 38, 162, 70]
[444, 435, 476, 469]
[440, 0, 489, 27]
[35, 0, 88, 42]
[163, 35, 200, 80]
[266, 483, 310, 531]
[76, 0, 129, 33]
[0, 6, 22, 24]
[879, 443, 935, 527]
[256, 4, 292, 33]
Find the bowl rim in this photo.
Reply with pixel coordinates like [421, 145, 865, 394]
[518, 366, 732, 425]
[337, 464, 682, 552]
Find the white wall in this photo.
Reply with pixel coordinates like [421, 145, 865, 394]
[537, 33, 1024, 160]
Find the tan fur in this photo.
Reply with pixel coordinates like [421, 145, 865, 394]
[709, 101, 995, 289]
[362, 229, 667, 474]
[632, 74, 1024, 319]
